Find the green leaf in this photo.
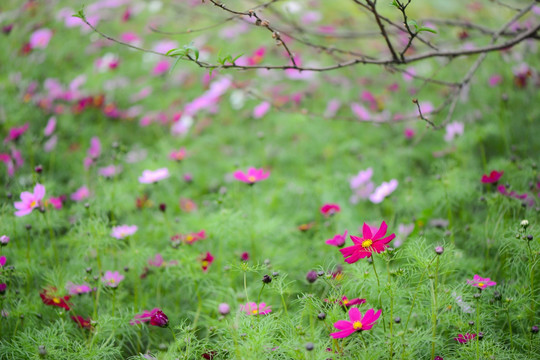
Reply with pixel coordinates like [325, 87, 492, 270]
[72, 8, 86, 20]
[418, 27, 438, 34]
[390, 0, 400, 8]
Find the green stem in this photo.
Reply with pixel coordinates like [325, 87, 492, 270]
[507, 307, 513, 349]
[280, 292, 289, 316]
[112, 290, 116, 317]
[257, 283, 265, 305]
[371, 257, 386, 332]
[44, 210, 58, 263]
[243, 272, 250, 304]
[169, 326, 178, 350]
[476, 294, 481, 360]
[430, 256, 439, 360]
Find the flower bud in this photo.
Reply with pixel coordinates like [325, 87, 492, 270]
[306, 270, 318, 283]
[521, 220, 529, 229]
[262, 275, 272, 284]
[218, 303, 230, 315]
[435, 246, 444, 255]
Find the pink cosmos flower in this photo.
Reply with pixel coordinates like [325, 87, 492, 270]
[71, 186, 90, 202]
[338, 296, 366, 308]
[0, 235, 9, 245]
[326, 230, 348, 247]
[169, 148, 187, 161]
[444, 122, 464, 142]
[200, 252, 214, 272]
[218, 303, 230, 315]
[351, 103, 371, 121]
[369, 179, 398, 204]
[102, 271, 125, 288]
[148, 254, 164, 267]
[404, 128, 415, 139]
[240, 302, 272, 315]
[152, 60, 171, 76]
[320, 203, 341, 217]
[0, 153, 14, 176]
[488, 74, 502, 87]
[29, 28, 53, 49]
[4, 123, 29, 143]
[182, 230, 206, 245]
[247, 47, 266, 65]
[467, 275, 496, 290]
[481, 170, 503, 184]
[44, 117, 56, 136]
[66, 282, 92, 295]
[330, 307, 382, 338]
[233, 167, 270, 184]
[14, 183, 45, 216]
[139, 168, 170, 183]
[111, 225, 138, 239]
[324, 99, 341, 118]
[350, 168, 373, 189]
[393, 223, 415, 247]
[253, 101, 271, 119]
[48, 196, 65, 209]
[340, 221, 396, 263]
[130, 308, 169, 327]
[0, 256, 6, 267]
[497, 185, 532, 206]
[99, 165, 122, 178]
[180, 198, 197, 212]
[455, 333, 476, 344]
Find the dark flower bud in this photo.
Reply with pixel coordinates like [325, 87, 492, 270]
[318, 312, 326, 320]
[306, 270, 318, 283]
[0, 283, 6, 294]
[38, 345, 47, 357]
[2, 24, 13, 35]
[262, 275, 272, 284]
[124, 266, 129, 272]
[317, 271, 325, 277]
[35, 165, 43, 173]
[20, 314, 24, 320]
[527, 235, 533, 241]
[478, 332, 484, 340]
[85, 267, 92, 273]
[493, 291, 502, 300]
[435, 246, 444, 255]
[272, 271, 279, 277]
[305, 342, 314, 351]
[532, 325, 539, 334]
[6, 192, 12, 199]
[158, 343, 168, 350]
[150, 309, 169, 328]
[36, 313, 42, 319]
[159, 203, 166, 212]
[25, 224, 32, 231]
[394, 317, 401, 324]
[469, 321, 475, 326]
[473, 293, 481, 299]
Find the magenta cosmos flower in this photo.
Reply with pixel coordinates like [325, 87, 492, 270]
[326, 230, 348, 247]
[111, 225, 138, 239]
[481, 170, 503, 184]
[4, 123, 29, 143]
[102, 271, 125, 288]
[139, 168, 170, 184]
[233, 167, 270, 184]
[338, 296, 366, 308]
[240, 302, 272, 315]
[467, 275, 496, 290]
[320, 203, 341, 217]
[29, 28, 53, 49]
[339, 221, 395, 263]
[130, 308, 169, 327]
[66, 282, 92, 295]
[200, 252, 214, 272]
[455, 333, 476, 344]
[330, 307, 382, 338]
[14, 183, 45, 216]
[169, 148, 187, 161]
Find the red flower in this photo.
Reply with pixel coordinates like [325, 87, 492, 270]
[338, 296, 366, 308]
[130, 308, 169, 327]
[40, 287, 71, 311]
[71, 315, 92, 329]
[200, 252, 214, 272]
[339, 221, 395, 263]
[320, 203, 341, 217]
[454, 333, 476, 344]
[481, 170, 503, 184]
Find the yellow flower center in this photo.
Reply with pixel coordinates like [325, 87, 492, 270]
[186, 235, 194, 242]
[30, 200, 37, 207]
[353, 321, 363, 330]
[342, 299, 349, 305]
[77, 287, 82, 292]
[478, 282, 484, 287]
[252, 309, 258, 314]
[248, 176, 256, 182]
[202, 261, 209, 267]
[52, 297, 61, 304]
[361, 239, 373, 248]
[110, 279, 115, 283]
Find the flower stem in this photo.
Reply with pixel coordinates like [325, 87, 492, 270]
[169, 326, 178, 350]
[257, 283, 265, 305]
[112, 290, 116, 317]
[476, 294, 481, 360]
[371, 257, 386, 332]
[243, 271, 250, 304]
[430, 256, 439, 360]
[507, 306, 513, 349]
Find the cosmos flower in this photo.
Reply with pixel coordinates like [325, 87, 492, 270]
[4, 123, 29, 143]
[139, 168, 170, 183]
[454, 333, 476, 344]
[233, 167, 270, 184]
[339, 221, 395, 263]
[130, 308, 169, 327]
[320, 203, 341, 217]
[369, 179, 398, 204]
[29, 28, 53, 49]
[467, 275, 496, 290]
[481, 170, 503, 184]
[71, 315, 92, 329]
[338, 296, 366, 309]
[219, 303, 230, 315]
[101, 271, 125, 288]
[111, 225, 138, 239]
[169, 148, 187, 161]
[40, 287, 71, 311]
[70, 185, 90, 202]
[330, 307, 382, 338]
[14, 183, 45, 217]
[200, 252, 214, 272]
[240, 302, 272, 315]
[66, 282, 92, 295]
[325, 230, 348, 247]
